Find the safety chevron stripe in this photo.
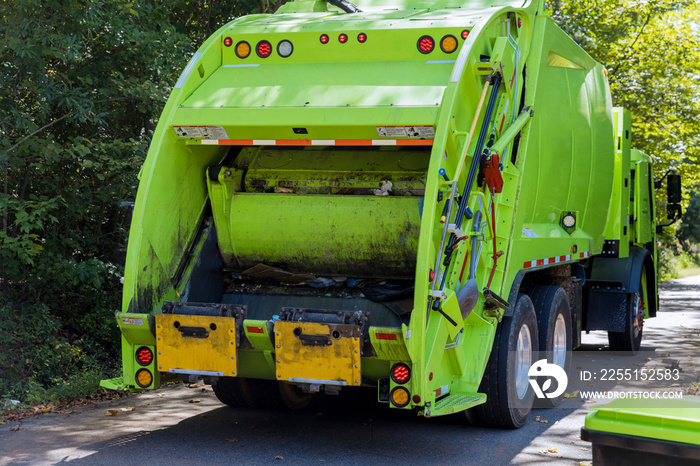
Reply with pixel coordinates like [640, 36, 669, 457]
[523, 251, 591, 269]
[200, 139, 434, 146]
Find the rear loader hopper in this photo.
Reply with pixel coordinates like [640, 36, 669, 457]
[102, 0, 680, 428]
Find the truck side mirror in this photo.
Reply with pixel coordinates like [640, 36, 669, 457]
[667, 173, 681, 204]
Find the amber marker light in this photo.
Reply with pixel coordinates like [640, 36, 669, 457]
[441, 34, 458, 53]
[135, 369, 153, 388]
[391, 387, 410, 407]
[235, 41, 251, 59]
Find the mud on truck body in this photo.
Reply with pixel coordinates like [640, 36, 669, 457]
[102, 0, 682, 428]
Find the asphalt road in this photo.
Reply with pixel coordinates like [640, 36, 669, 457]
[2, 276, 699, 465]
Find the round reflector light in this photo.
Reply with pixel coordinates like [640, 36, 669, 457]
[320, 34, 329, 44]
[417, 35, 434, 54]
[518, 18, 523, 27]
[277, 40, 293, 58]
[390, 387, 410, 407]
[441, 35, 458, 53]
[461, 29, 470, 40]
[391, 363, 411, 384]
[235, 41, 251, 59]
[256, 40, 272, 58]
[135, 369, 153, 388]
[562, 213, 576, 229]
[339, 33, 348, 43]
[135, 346, 153, 366]
[357, 33, 367, 43]
[224, 37, 233, 47]
[429, 269, 435, 281]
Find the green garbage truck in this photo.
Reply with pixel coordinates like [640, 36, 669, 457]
[101, 0, 682, 428]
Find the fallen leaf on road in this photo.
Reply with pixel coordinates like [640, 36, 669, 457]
[547, 448, 557, 453]
[189, 399, 201, 404]
[188, 383, 202, 388]
[580, 447, 589, 451]
[0, 422, 5, 425]
[474, 438, 482, 441]
[578, 462, 593, 466]
[42, 408, 51, 413]
[564, 390, 580, 398]
[107, 410, 119, 416]
[226, 438, 239, 443]
[275, 455, 284, 460]
[534, 416, 549, 423]
[10, 424, 21, 431]
[120, 407, 135, 412]
[201, 388, 208, 393]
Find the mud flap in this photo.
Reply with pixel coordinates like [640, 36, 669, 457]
[155, 302, 246, 377]
[274, 321, 362, 387]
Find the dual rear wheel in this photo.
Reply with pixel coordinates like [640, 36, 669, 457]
[212, 377, 313, 410]
[475, 286, 571, 428]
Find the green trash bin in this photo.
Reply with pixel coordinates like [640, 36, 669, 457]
[581, 396, 700, 466]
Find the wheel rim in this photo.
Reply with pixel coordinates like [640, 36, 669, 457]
[515, 324, 532, 399]
[553, 313, 567, 369]
[633, 293, 644, 338]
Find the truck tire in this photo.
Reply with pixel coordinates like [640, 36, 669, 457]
[530, 286, 571, 407]
[212, 376, 249, 408]
[214, 378, 313, 410]
[607, 289, 644, 353]
[474, 293, 538, 429]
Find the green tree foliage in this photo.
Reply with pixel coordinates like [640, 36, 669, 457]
[1, 0, 283, 403]
[0, 0, 211, 402]
[550, 0, 700, 233]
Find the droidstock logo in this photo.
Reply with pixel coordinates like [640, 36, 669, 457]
[528, 359, 568, 399]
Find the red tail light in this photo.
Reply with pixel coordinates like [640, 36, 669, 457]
[417, 35, 434, 54]
[256, 40, 272, 58]
[339, 33, 348, 43]
[223, 37, 233, 47]
[461, 29, 469, 40]
[136, 346, 153, 366]
[357, 33, 367, 43]
[391, 363, 411, 384]
[320, 34, 329, 44]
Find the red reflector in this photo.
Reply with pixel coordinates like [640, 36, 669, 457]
[417, 35, 434, 54]
[376, 333, 398, 341]
[339, 33, 348, 43]
[412, 395, 421, 404]
[256, 40, 272, 58]
[357, 33, 367, 43]
[224, 37, 233, 47]
[320, 34, 329, 44]
[429, 269, 435, 281]
[461, 29, 469, 40]
[518, 18, 523, 27]
[391, 363, 410, 384]
[246, 326, 264, 334]
[136, 346, 153, 366]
